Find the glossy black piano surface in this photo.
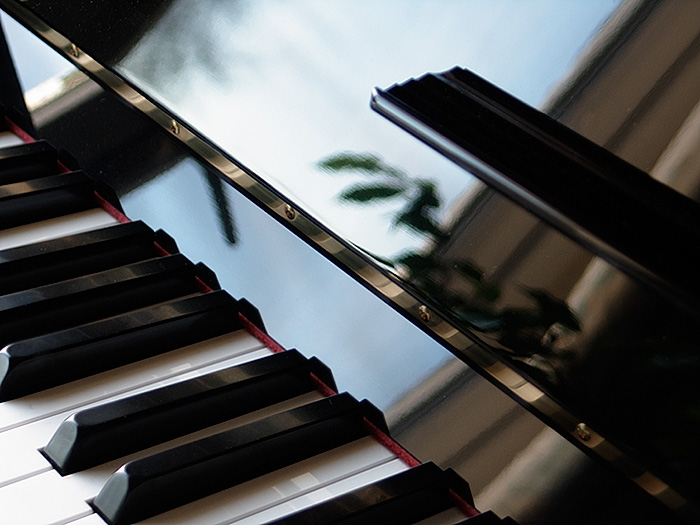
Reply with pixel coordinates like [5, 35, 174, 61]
[1, 1, 699, 524]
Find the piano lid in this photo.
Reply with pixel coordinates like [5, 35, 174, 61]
[3, 0, 700, 518]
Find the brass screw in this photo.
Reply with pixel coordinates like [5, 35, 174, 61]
[284, 204, 296, 220]
[70, 43, 79, 58]
[576, 423, 591, 442]
[418, 305, 431, 322]
[170, 119, 180, 135]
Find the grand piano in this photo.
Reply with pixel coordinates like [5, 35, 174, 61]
[0, 1, 699, 523]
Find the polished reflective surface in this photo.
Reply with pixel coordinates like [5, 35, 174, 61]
[12, 0, 622, 261]
[9, 61, 677, 523]
[2, 1, 700, 521]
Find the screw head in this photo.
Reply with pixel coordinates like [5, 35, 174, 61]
[170, 120, 180, 135]
[284, 204, 296, 220]
[418, 305, 431, 322]
[576, 423, 591, 442]
[70, 43, 80, 58]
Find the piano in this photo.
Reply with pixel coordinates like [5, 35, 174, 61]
[0, 1, 698, 523]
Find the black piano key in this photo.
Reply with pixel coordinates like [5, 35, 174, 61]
[0, 290, 244, 400]
[271, 463, 473, 525]
[44, 350, 337, 474]
[0, 221, 165, 295]
[0, 254, 200, 349]
[0, 171, 96, 230]
[92, 393, 383, 525]
[0, 140, 60, 185]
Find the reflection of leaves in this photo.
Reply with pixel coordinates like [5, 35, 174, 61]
[525, 289, 581, 331]
[454, 261, 483, 282]
[455, 310, 502, 332]
[454, 260, 500, 303]
[318, 152, 446, 239]
[393, 182, 446, 239]
[396, 252, 442, 277]
[339, 183, 405, 203]
[204, 171, 237, 245]
[317, 150, 580, 371]
[393, 208, 444, 238]
[318, 152, 403, 178]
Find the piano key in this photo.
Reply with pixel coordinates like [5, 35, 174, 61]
[0, 208, 119, 252]
[0, 469, 94, 525]
[230, 459, 410, 525]
[0, 254, 201, 350]
[144, 437, 405, 524]
[44, 349, 336, 474]
[0, 336, 272, 487]
[0, 329, 268, 432]
[0, 289, 246, 400]
[0, 140, 60, 185]
[0, 391, 324, 525]
[268, 462, 472, 524]
[0, 130, 26, 148]
[92, 393, 386, 524]
[68, 515, 109, 525]
[0, 220, 164, 295]
[0, 171, 96, 230]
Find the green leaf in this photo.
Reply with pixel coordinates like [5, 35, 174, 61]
[339, 183, 405, 203]
[317, 152, 404, 178]
[396, 252, 441, 276]
[393, 207, 444, 237]
[455, 310, 502, 332]
[454, 261, 484, 282]
[525, 289, 581, 331]
[415, 182, 440, 209]
[474, 282, 501, 303]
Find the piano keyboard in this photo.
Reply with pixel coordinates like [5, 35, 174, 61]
[0, 122, 514, 524]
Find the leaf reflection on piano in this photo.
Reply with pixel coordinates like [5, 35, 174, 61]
[204, 170, 237, 245]
[317, 151, 580, 383]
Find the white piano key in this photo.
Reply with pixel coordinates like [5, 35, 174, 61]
[0, 131, 25, 148]
[230, 458, 410, 525]
[0, 391, 324, 525]
[0, 330, 269, 432]
[0, 339, 275, 487]
[0, 469, 93, 525]
[141, 436, 405, 525]
[65, 515, 106, 525]
[0, 208, 119, 251]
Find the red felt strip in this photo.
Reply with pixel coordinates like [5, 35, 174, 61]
[309, 371, 338, 397]
[238, 312, 286, 354]
[362, 416, 421, 468]
[4, 117, 34, 143]
[449, 488, 480, 518]
[93, 191, 130, 223]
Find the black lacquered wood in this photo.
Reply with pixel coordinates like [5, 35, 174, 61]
[0, 140, 59, 185]
[455, 510, 519, 523]
[373, 67, 700, 310]
[0, 221, 165, 294]
[0, 289, 243, 401]
[0, 171, 96, 229]
[44, 350, 337, 474]
[0, 24, 33, 134]
[0, 254, 199, 349]
[273, 463, 473, 525]
[92, 393, 383, 525]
